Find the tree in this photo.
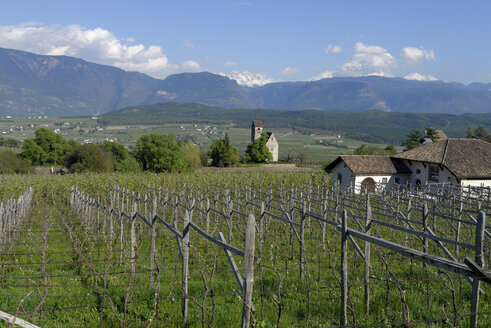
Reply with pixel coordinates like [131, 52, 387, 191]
[210, 134, 239, 167]
[4, 138, 20, 147]
[241, 133, 272, 163]
[132, 134, 188, 172]
[64, 144, 111, 173]
[424, 127, 440, 142]
[33, 128, 70, 165]
[384, 145, 397, 154]
[402, 129, 423, 151]
[0, 151, 31, 174]
[20, 138, 45, 165]
[185, 140, 203, 170]
[116, 157, 141, 173]
[465, 126, 488, 140]
[473, 126, 488, 140]
[99, 141, 129, 170]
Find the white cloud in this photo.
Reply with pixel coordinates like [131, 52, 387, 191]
[404, 72, 438, 81]
[312, 42, 436, 80]
[224, 61, 237, 67]
[182, 40, 194, 48]
[0, 23, 179, 78]
[220, 71, 273, 86]
[279, 67, 298, 75]
[181, 60, 202, 72]
[324, 44, 342, 55]
[310, 70, 334, 81]
[400, 47, 435, 63]
[339, 42, 396, 76]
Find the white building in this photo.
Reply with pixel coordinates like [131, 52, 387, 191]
[251, 120, 279, 162]
[325, 138, 491, 192]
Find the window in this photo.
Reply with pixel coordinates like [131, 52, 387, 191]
[395, 177, 400, 184]
[337, 173, 342, 184]
[415, 169, 421, 175]
[428, 165, 439, 182]
[382, 178, 388, 184]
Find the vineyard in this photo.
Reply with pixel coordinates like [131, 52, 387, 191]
[0, 171, 489, 327]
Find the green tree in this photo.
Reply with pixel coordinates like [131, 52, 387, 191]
[241, 133, 272, 163]
[384, 145, 397, 154]
[0, 151, 31, 174]
[68, 139, 80, 150]
[116, 157, 141, 173]
[210, 134, 239, 167]
[4, 138, 20, 147]
[64, 144, 111, 173]
[424, 127, 440, 142]
[20, 138, 45, 165]
[185, 140, 203, 170]
[99, 141, 130, 171]
[465, 126, 474, 138]
[473, 126, 488, 140]
[132, 134, 188, 172]
[33, 128, 70, 165]
[402, 129, 423, 151]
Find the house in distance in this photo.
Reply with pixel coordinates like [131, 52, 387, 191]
[251, 120, 279, 162]
[325, 138, 491, 192]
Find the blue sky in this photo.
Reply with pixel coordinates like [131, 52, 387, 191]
[0, 0, 490, 85]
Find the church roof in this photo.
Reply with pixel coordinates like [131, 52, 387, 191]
[252, 120, 263, 127]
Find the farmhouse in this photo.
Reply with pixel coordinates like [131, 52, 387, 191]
[251, 120, 279, 161]
[326, 138, 491, 191]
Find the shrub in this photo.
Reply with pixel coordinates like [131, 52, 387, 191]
[64, 144, 111, 173]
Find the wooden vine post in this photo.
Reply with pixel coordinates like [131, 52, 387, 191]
[181, 210, 190, 324]
[149, 196, 157, 288]
[470, 211, 486, 328]
[340, 210, 348, 327]
[300, 201, 306, 278]
[130, 198, 137, 279]
[241, 214, 256, 328]
[364, 194, 372, 315]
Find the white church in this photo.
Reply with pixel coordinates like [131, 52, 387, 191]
[251, 120, 279, 162]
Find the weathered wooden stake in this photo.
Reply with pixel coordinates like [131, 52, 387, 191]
[181, 210, 190, 324]
[364, 194, 372, 315]
[149, 197, 157, 288]
[130, 200, 137, 279]
[340, 210, 348, 327]
[300, 201, 306, 278]
[241, 214, 256, 328]
[470, 211, 485, 328]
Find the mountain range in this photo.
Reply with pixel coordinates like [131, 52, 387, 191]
[0, 47, 490, 117]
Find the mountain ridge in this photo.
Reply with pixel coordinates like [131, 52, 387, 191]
[0, 47, 491, 116]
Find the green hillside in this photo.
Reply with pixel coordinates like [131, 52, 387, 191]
[101, 102, 491, 143]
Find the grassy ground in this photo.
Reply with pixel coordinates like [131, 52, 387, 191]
[0, 172, 488, 327]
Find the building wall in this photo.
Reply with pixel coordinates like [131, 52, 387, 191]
[330, 161, 355, 190]
[266, 134, 279, 162]
[401, 160, 459, 185]
[460, 179, 491, 187]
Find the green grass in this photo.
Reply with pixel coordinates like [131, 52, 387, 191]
[0, 172, 488, 327]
